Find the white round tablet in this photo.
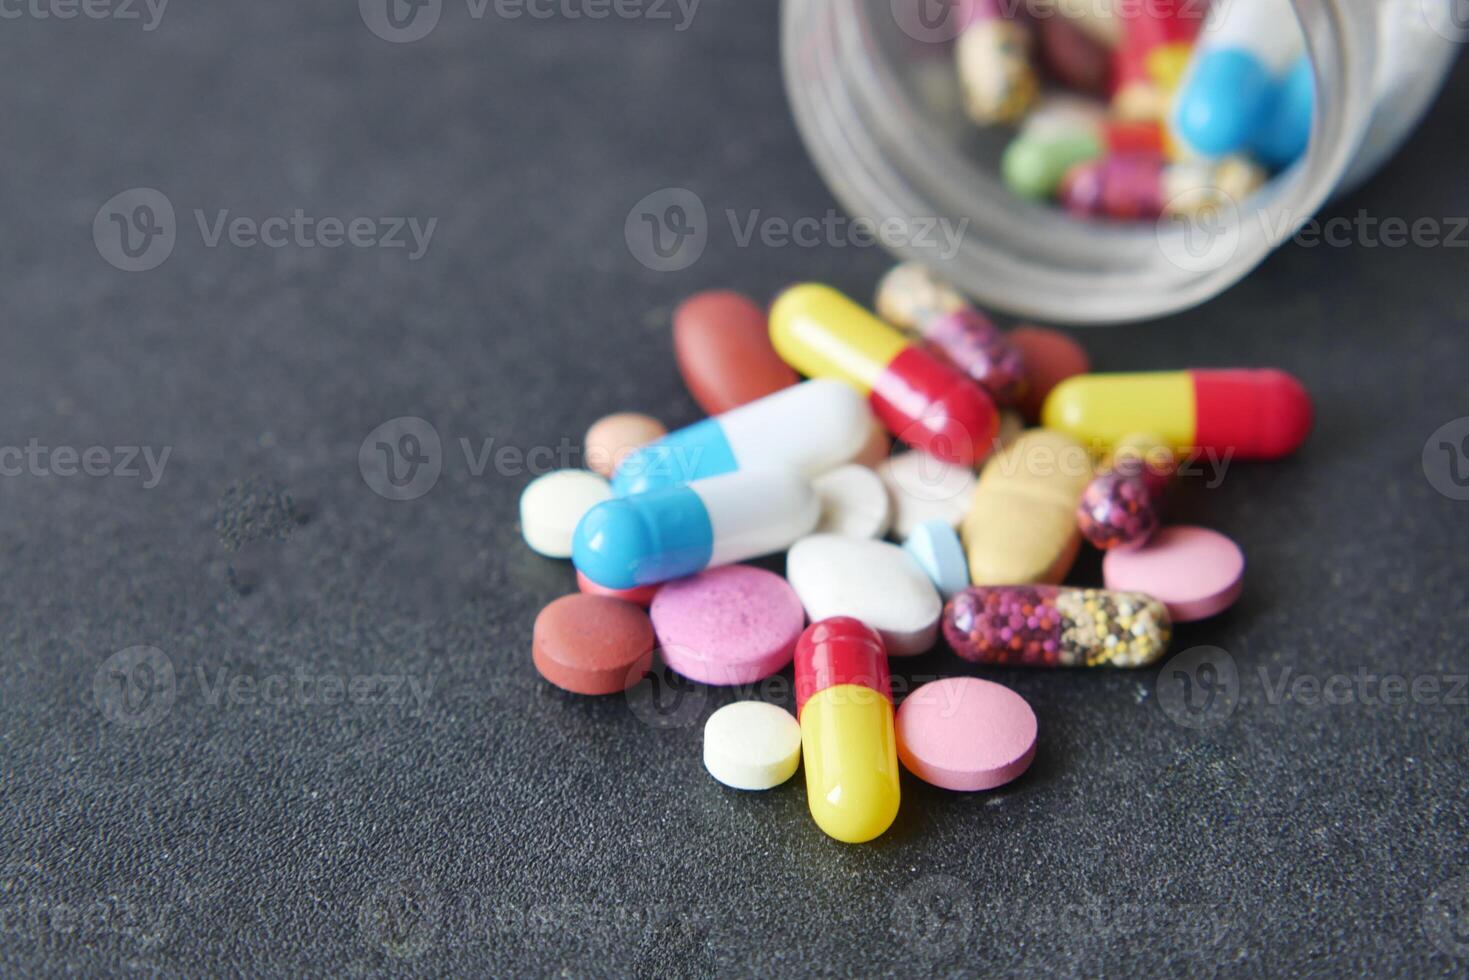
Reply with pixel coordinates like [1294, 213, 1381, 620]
[876, 451, 977, 540]
[812, 464, 891, 539]
[702, 701, 802, 790]
[519, 470, 612, 558]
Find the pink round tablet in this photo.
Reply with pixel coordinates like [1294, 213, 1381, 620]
[895, 677, 1037, 791]
[1102, 524, 1244, 622]
[649, 565, 806, 686]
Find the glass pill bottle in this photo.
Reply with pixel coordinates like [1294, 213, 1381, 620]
[782, 0, 1462, 323]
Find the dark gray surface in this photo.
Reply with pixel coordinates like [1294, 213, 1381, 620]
[3, 2, 1468, 976]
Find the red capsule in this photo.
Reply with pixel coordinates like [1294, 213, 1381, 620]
[794, 616, 892, 716]
[1193, 369, 1314, 460]
[770, 285, 999, 467]
[1102, 118, 1166, 156]
[919, 308, 1027, 408]
[795, 617, 900, 843]
[1111, 0, 1201, 107]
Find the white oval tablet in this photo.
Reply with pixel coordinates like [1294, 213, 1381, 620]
[520, 470, 612, 558]
[785, 534, 942, 656]
[877, 451, 977, 540]
[703, 701, 802, 790]
[812, 464, 891, 539]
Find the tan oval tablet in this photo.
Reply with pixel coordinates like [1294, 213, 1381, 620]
[962, 429, 1092, 585]
[584, 413, 667, 479]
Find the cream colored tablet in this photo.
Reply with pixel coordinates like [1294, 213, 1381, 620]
[519, 470, 611, 558]
[702, 701, 802, 791]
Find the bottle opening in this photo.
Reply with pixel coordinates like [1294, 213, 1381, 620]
[781, 0, 1378, 324]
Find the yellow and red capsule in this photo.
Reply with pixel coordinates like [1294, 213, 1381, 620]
[794, 617, 900, 844]
[1043, 369, 1312, 460]
[770, 284, 999, 467]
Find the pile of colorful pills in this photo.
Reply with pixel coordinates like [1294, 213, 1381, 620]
[950, 0, 1313, 220]
[521, 263, 1311, 844]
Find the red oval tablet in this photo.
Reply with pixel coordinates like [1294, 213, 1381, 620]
[532, 594, 655, 695]
[674, 291, 799, 415]
[1008, 326, 1092, 423]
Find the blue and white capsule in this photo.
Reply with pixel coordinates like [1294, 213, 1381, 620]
[574, 468, 819, 589]
[1249, 54, 1313, 169]
[610, 380, 870, 497]
[1171, 0, 1309, 163]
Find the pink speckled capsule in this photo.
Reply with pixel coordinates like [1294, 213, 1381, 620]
[1060, 154, 1166, 221]
[922, 309, 1027, 408]
[943, 585, 1171, 668]
[1077, 471, 1158, 550]
[1108, 433, 1176, 502]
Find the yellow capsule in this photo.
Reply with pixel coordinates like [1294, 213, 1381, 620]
[770, 284, 908, 393]
[1042, 372, 1197, 453]
[1043, 369, 1313, 460]
[801, 685, 901, 844]
[771, 284, 1001, 468]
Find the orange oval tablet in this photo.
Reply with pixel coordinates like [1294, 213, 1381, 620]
[532, 594, 655, 695]
[1008, 326, 1091, 424]
[674, 290, 799, 415]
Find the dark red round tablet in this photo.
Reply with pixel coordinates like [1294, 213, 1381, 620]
[532, 594, 655, 695]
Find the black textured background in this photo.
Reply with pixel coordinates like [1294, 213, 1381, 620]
[3, 1, 1468, 976]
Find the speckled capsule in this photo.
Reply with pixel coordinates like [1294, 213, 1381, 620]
[922, 309, 1027, 407]
[874, 264, 1026, 408]
[1002, 111, 1164, 203]
[943, 585, 1171, 668]
[1076, 471, 1158, 550]
[1106, 432, 1176, 501]
[1060, 153, 1167, 221]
